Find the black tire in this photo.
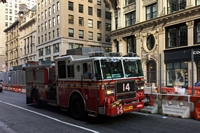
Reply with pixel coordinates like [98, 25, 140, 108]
[70, 94, 86, 120]
[32, 91, 41, 108]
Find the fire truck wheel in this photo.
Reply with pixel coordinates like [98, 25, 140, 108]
[32, 91, 41, 108]
[70, 94, 86, 120]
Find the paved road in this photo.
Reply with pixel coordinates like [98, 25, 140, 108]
[0, 91, 200, 133]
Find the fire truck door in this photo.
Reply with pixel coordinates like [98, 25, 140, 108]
[83, 62, 98, 111]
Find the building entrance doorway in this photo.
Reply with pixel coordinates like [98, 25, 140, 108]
[147, 61, 156, 84]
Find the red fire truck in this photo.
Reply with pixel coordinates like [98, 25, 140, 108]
[25, 47, 153, 119]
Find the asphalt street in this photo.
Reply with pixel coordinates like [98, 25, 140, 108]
[0, 91, 200, 133]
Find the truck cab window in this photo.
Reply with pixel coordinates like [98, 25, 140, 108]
[58, 61, 66, 78]
[67, 65, 74, 78]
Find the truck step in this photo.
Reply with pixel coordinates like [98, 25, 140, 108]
[88, 112, 97, 117]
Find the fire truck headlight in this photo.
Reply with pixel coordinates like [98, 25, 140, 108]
[138, 86, 144, 90]
[106, 90, 115, 95]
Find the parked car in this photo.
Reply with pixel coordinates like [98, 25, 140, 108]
[0, 80, 3, 92]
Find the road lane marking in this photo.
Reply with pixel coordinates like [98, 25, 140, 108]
[0, 121, 17, 133]
[0, 100, 99, 133]
[131, 111, 149, 116]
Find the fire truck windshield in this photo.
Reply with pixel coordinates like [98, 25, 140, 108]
[93, 59, 143, 80]
[123, 59, 143, 77]
[100, 59, 124, 79]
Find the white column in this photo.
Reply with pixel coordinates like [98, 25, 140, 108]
[117, 37, 126, 55]
[186, 21, 194, 46]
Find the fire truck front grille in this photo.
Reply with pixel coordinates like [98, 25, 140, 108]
[116, 80, 136, 100]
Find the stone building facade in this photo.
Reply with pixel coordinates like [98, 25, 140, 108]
[104, 0, 200, 87]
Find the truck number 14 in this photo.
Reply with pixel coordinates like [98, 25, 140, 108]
[123, 83, 130, 91]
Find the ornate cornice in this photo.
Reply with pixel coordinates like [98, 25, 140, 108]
[108, 5, 200, 37]
[123, 3, 136, 14]
[142, 0, 157, 6]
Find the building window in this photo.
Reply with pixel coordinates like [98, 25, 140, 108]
[197, 0, 200, 5]
[147, 35, 155, 50]
[38, 37, 40, 44]
[105, 11, 111, 20]
[45, 10, 47, 18]
[38, 3, 40, 10]
[115, 17, 118, 29]
[41, 0, 44, 8]
[166, 62, 188, 86]
[79, 30, 84, 39]
[57, 15, 60, 24]
[97, 0, 101, 5]
[194, 20, 200, 44]
[69, 28, 74, 37]
[125, 0, 135, 6]
[106, 35, 110, 42]
[97, 33, 101, 41]
[45, 57, 51, 61]
[38, 26, 40, 32]
[70, 43, 83, 49]
[88, 0, 92, 3]
[97, 21, 101, 29]
[53, 17, 55, 26]
[167, 0, 186, 14]
[52, 4, 55, 14]
[88, 19, 93, 28]
[45, 34, 47, 41]
[41, 12, 44, 20]
[97, 9, 101, 17]
[166, 24, 187, 48]
[88, 32, 93, 40]
[41, 35, 43, 43]
[53, 30, 55, 38]
[39, 48, 43, 56]
[57, 28, 59, 37]
[68, 15, 74, 24]
[126, 35, 136, 53]
[88, 7, 93, 15]
[125, 11, 136, 26]
[57, 2, 60, 11]
[79, 17, 84, 26]
[48, 7, 51, 16]
[49, 32, 51, 40]
[41, 24, 44, 31]
[53, 43, 59, 53]
[106, 23, 111, 31]
[68, 1, 73, 11]
[49, 19, 51, 28]
[79, 4, 83, 13]
[45, 46, 51, 55]
[44, 22, 48, 30]
[146, 3, 157, 20]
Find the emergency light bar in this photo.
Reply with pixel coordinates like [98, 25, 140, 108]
[88, 51, 104, 57]
[123, 52, 139, 57]
[108, 52, 122, 57]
